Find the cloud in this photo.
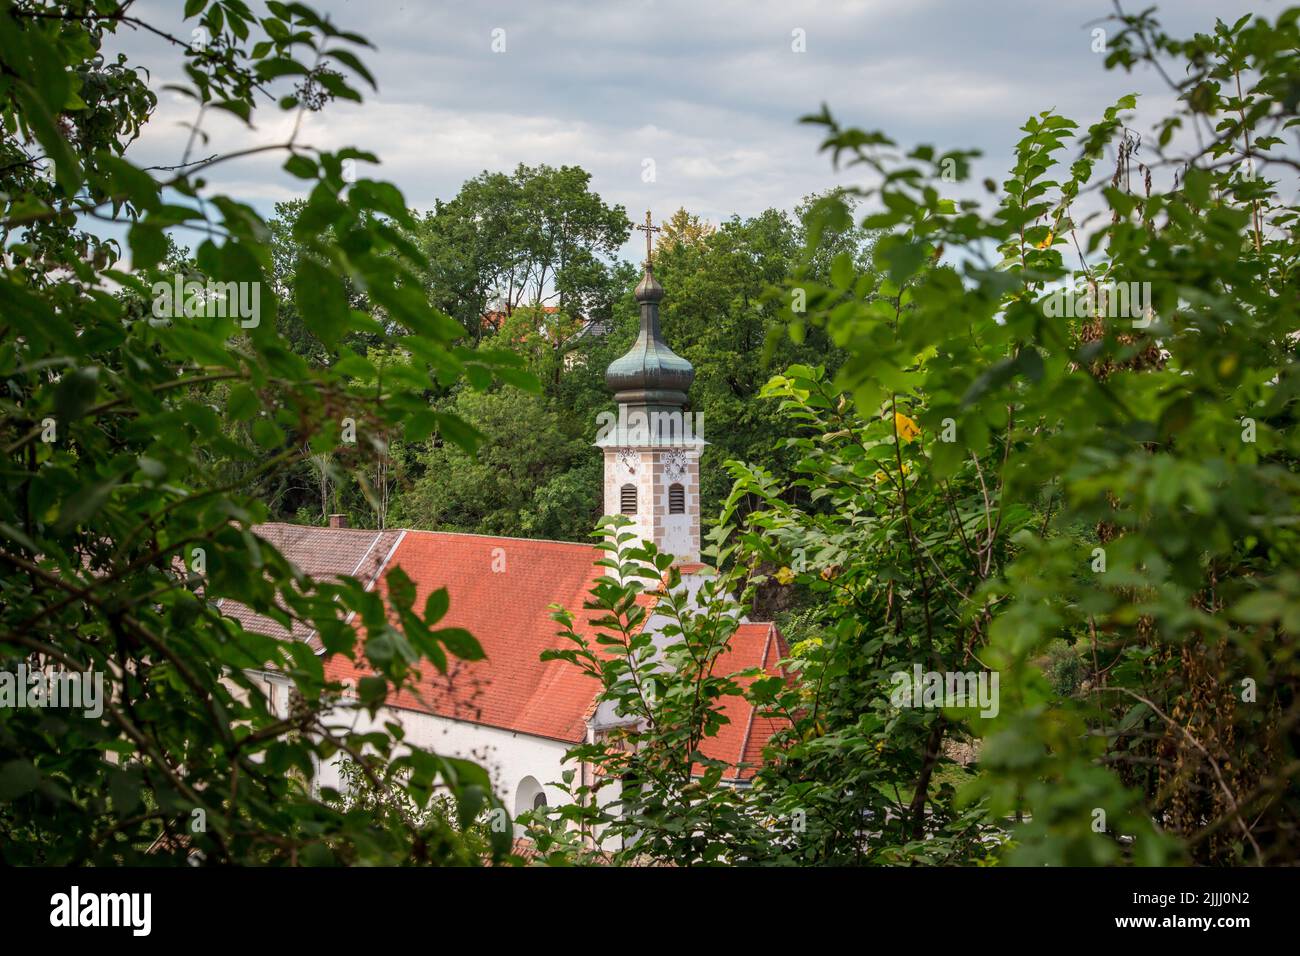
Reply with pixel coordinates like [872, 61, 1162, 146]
[109, 0, 1263, 262]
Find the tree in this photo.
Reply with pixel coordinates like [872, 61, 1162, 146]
[393, 386, 599, 541]
[531, 518, 786, 864]
[654, 206, 715, 256]
[749, 4, 1300, 865]
[647, 203, 872, 520]
[0, 0, 525, 864]
[413, 163, 631, 336]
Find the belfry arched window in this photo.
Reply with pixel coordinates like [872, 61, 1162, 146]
[620, 483, 637, 514]
[668, 483, 685, 515]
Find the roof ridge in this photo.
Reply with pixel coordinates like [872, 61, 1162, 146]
[388, 528, 599, 549]
[254, 521, 392, 534]
[759, 622, 775, 669]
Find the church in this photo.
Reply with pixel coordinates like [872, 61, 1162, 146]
[221, 226, 789, 836]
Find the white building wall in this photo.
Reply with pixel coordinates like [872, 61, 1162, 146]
[314, 702, 574, 829]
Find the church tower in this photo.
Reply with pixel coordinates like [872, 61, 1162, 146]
[598, 212, 703, 565]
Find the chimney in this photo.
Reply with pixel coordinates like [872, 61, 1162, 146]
[328, 514, 349, 529]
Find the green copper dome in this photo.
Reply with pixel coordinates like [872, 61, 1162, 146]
[605, 265, 694, 408]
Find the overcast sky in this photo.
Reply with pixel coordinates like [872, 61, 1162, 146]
[112, 0, 1264, 262]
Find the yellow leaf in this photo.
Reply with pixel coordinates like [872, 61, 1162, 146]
[894, 412, 921, 444]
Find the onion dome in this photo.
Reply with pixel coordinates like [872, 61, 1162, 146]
[605, 261, 693, 409]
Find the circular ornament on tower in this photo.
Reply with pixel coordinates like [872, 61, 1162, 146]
[616, 448, 641, 477]
[663, 449, 687, 481]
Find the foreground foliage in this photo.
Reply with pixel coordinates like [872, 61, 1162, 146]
[0, 0, 514, 863]
[541, 5, 1299, 865]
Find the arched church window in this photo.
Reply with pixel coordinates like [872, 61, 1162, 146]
[620, 483, 637, 514]
[668, 483, 685, 514]
[515, 776, 545, 818]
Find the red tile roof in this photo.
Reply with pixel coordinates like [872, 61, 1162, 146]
[323, 530, 606, 742]
[696, 622, 791, 781]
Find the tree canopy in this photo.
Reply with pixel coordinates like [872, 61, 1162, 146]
[0, 0, 520, 864]
[528, 5, 1300, 867]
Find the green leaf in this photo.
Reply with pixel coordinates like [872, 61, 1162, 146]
[432, 627, 484, 661]
[294, 258, 349, 348]
[0, 760, 39, 801]
[434, 413, 484, 453]
[424, 587, 450, 625]
[128, 223, 168, 270]
[227, 383, 259, 422]
[284, 154, 318, 179]
[52, 365, 99, 422]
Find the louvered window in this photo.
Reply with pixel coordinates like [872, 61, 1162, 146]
[669, 483, 685, 514]
[620, 483, 637, 514]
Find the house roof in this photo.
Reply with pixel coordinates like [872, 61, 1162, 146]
[695, 622, 791, 781]
[216, 524, 401, 643]
[232, 524, 789, 769]
[563, 317, 610, 347]
[322, 529, 607, 742]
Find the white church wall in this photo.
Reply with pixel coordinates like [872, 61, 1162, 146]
[314, 702, 573, 833]
[234, 669, 294, 719]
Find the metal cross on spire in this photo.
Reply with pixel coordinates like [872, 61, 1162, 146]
[635, 210, 660, 268]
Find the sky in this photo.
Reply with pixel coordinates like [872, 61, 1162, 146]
[109, 0, 1266, 263]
